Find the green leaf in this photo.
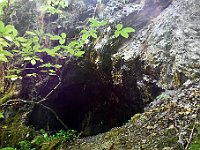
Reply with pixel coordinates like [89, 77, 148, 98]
[25, 31, 36, 35]
[99, 20, 107, 26]
[61, 33, 66, 38]
[54, 64, 62, 68]
[120, 31, 129, 38]
[122, 27, 135, 33]
[80, 30, 88, 33]
[31, 59, 36, 65]
[50, 35, 61, 40]
[16, 37, 27, 42]
[59, 38, 65, 45]
[82, 34, 89, 41]
[67, 48, 74, 55]
[0, 54, 8, 62]
[114, 30, 120, 38]
[74, 50, 85, 57]
[116, 24, 123, 30]
[0, 111, 4, 119]
[0, 21, 5, 31]
[26, 73, 37, 77]
[91, 32, 97, 38]
[14, 41, 20, 47]
[39, 63, 52, 68]
[89, 18, 99, 25]
[0, 50, 13, 57]
[4, 25, 16, 35]
[69, 41, 79, 47]
[53, 46, 61, 51]
[5, 75, 22, 81]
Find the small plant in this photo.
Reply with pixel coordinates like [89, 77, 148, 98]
[114, 23, 135, 38]
[19, 140, 35, 150]
[53, 129, 78, 141]
[31, 129, 49, 145]
[31, 129, 78, 146]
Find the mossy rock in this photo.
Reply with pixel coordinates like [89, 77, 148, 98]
[0, 112, 36, 148]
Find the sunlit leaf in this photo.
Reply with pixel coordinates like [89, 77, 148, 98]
[50, 35, 61, 40]
[99, 20, 107, 26]
[120, 31, 129, 38]
[5, 75, 22, 81]
[0, 54, 8, 62]
[25, 31, 36, 36]
[122, 27, 135, 33]
[116, 24, 123, 30]
[91, 32, 97, 38]
[61, 33, 66, 38]
[82, 34, 89, 41]
[74, 50, 85, 57]
[59, 38, 65, 45]
[0, 50, 13, 57]
[114, 30, 120, 38]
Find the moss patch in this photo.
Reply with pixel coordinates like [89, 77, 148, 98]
[0, 112, 36, 148]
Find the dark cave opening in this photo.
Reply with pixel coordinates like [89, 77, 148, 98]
[27, 58, 162, 136]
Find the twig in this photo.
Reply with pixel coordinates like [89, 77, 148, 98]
[185, 108, 199, 150]
[39, 103, 68, 130]
[185, 123, 196, 150]
[37, 75, 61, 103]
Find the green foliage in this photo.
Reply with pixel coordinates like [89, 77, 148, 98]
[0, 0, 9, 17]
[0, 129, 78, 150]
[114, 23, 135, 38]
[41, 0, 69, 14]
[19, 140, 35, 150]
[0, 2, 134, 83]
[53, 129, 78, 141]
[89, 18, 107, 28]
[0, 20, 18, 62]
[0, 111, 4, 119]
[32, 129, 78, 145]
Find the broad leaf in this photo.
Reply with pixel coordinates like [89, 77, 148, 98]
[74, 50, 85, 57]
[59, 38, 65, 45]
[116, 24, 123, 30]
[61, 33, 66, 38]
[120, 31, 129, 38]
[114, 30, 120, 38]
[91, 32, 97, 38]
[50, 35, 61, 40]
[122, 27, 135, 33]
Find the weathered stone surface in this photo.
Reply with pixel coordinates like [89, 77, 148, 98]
[114, 0, 200, 90]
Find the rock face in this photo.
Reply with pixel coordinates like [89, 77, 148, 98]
[115, 0, 200, 90]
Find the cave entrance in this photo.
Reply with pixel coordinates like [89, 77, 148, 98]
[27, 59, 160, 136]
